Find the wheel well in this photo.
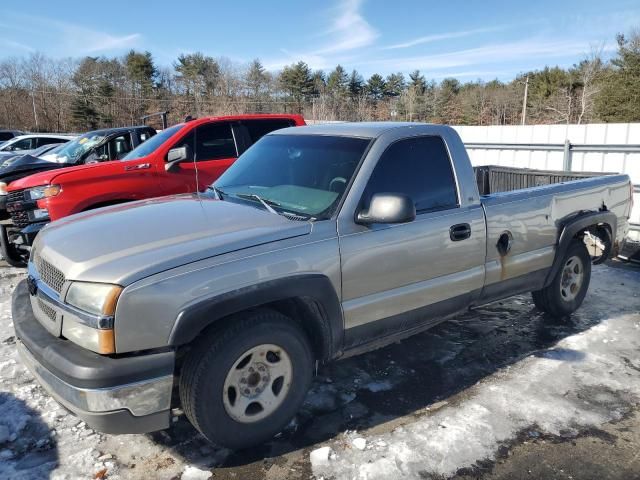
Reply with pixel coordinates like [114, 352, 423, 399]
[82, 199, 131, 212]
[176, 297, 333, 368]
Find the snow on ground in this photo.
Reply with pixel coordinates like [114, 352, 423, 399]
[311, 266, 640, 479]
[0, 263, 638, 479]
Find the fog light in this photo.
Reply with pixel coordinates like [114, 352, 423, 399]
[62, 318, 116, 354]
[28, 208, 49, 221]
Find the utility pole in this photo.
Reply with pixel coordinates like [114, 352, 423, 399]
[521, 75, 529, 126]
[31, 90, 39, 131]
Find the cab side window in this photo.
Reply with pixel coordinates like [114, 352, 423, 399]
[362, 136, 458, 214]
[109, 135, 133, 160]
[194, 123, 237, 161]
[8, 138, 33, 151]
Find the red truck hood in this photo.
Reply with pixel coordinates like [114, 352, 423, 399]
[7, 161, 125, 190]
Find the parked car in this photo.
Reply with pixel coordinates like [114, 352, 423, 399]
[11, 122, 633, 448]
[2, 115, 304, 266]
[0, 126, 156, 265]
[0, 129, 25, 142]
[0, 134, 74, 159]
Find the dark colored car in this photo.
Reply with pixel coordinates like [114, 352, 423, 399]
[0, 129, 24, 142]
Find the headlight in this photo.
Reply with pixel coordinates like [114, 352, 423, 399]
[64, 282, 122, 354]
[0, 182, 6, 195]
[26, 184, 61, 201]
[66, 281, 122, 316]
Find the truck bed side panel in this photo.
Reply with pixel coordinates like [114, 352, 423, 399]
[480, 175, 631, 298]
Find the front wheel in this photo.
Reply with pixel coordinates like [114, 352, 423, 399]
[532, 239, 591, 317]
[0, 225, 27, 268]
[179, 310, 313, 449]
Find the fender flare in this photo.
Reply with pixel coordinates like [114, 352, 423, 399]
[168, 274, 344, 360]
[544, 210, 617, 287]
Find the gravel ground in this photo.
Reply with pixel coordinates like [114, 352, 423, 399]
[0, 261, 639, 479]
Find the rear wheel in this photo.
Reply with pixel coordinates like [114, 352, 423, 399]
[532, 239, 591, 317]
[179, 310, 313, 449]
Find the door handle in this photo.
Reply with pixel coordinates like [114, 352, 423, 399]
[124, 163, 151, 171]
[450, 223, 471, 241]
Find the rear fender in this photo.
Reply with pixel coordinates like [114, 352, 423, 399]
[544, 210, 617, 286]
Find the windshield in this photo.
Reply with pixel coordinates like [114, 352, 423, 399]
[123, 124, 184, 160]
[214, 134, 370, 218]
[53, 133, 106, 163]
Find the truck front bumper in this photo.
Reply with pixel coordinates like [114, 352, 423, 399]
[12, 279, 175, 434]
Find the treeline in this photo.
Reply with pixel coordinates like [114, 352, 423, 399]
[0, 30, 638, 132]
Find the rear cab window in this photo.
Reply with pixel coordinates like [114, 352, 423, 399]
[36, 137, 66, 148]
[234, 119, 296, 154]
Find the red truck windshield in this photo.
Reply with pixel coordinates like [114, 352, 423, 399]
[123, 124, 184, 160]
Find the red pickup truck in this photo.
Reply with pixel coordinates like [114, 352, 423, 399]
[2, 114, 305, 266]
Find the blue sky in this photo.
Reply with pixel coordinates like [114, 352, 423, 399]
[1, 0, 639, 80]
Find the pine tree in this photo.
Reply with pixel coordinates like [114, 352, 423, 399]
[366, 74, 386, 100]
[595, 31, 640, 122]
[348, 69, 364, 97]
[327, 65, 349, 96]
[384, 72, 405, 97]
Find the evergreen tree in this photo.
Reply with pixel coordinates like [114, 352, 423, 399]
[327, 65, 349, 96]
[366, 74, 386, 100]
[279, 61, 314, 112]
[595, 31, 640, 121]
[409, 70, 427, 95]
[384, 72, 405, 97]
[348, 69, 364, 97]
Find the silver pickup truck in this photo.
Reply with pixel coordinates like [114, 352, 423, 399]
[12, 123, 633, 449]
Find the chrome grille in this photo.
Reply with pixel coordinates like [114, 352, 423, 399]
[35, 255, 65, 294]
[37, 298, 57, 323]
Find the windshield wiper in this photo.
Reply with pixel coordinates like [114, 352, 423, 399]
[208, 185, 226, 200]
[234, 193, 281, 215]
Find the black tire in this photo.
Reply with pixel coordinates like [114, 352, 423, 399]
[179, 309, 313, 449]
[532, 239, 591, 317]
[0, 225, 27, 268]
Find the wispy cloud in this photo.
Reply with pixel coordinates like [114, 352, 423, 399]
[0, 12, 141, 56]
[265, 0, 377, 70]
[383, 26, 504, 50]
[315, 0, 378, 54]
[0, 38, 34, 53]
[363, 38, 617, 73]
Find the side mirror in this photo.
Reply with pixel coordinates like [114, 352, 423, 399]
[356, 193, 416, 225]
[166, 145, 192, 171]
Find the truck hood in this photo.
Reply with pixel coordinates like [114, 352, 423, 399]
[7, 161, 108, 190]
[34, 194, 312, 285]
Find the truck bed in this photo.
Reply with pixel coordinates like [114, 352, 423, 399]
[479, 173, 631, 300]
[474, 165, 613, 195]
